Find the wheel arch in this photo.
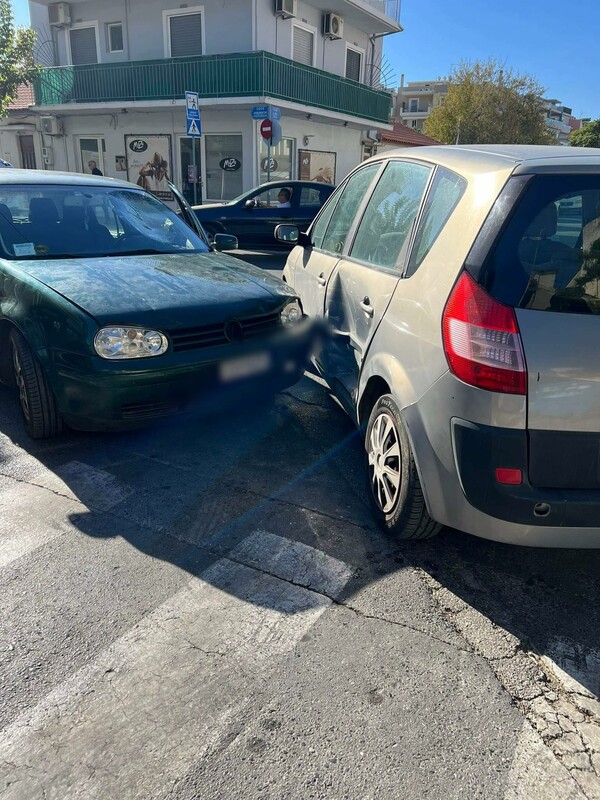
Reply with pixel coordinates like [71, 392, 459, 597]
[0, 319, 20, 386]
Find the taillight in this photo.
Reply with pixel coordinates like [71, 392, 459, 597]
[442, 271, 527, 395]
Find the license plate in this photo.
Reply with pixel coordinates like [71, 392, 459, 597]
[219, 352, 272, 382]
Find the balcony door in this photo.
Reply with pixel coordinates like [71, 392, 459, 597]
[77, 137, 105, 176]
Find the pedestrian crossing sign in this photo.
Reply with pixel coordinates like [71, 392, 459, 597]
[186, 117, 202, 137]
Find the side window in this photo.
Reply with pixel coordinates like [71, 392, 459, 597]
[319, 164, 380, 255]
[251, 187, 293, 208]
[299, 187, 324, 208]
[310, 183, 345, 248]
[350, 160, 431, 270]
[407, 167, 467, 274]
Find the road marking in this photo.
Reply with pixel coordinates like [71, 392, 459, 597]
[0, 461, 133, 569]
[0, 481, 82, 568]
[0, 532, 353, 799]
[29, 460, 134, 512]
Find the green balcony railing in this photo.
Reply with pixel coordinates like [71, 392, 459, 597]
[33, 50, 392, 124]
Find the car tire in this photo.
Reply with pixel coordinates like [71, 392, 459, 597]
[365, 394, 440, 540]
[10, 330, 63, 440]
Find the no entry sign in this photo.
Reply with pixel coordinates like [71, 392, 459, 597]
[260, 119, 273, 141]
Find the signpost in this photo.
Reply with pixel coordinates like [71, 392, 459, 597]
[257, 109, 282, 182]
[185, 91, 201, 205]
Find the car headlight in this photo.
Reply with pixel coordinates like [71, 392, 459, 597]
[94, 327, 169, 359]
[280, 299, 303, 327]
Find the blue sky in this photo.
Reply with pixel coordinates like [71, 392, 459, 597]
[11, 0, 600, 119]
[384, 0, 600, 120]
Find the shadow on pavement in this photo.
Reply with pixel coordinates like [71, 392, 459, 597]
[1, 373, 599, 701]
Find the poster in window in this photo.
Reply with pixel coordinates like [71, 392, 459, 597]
[125, 135, 173, 200]
[298, 149, 336, 185]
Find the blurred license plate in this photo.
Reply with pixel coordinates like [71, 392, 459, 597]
[219, 352, 271, 382]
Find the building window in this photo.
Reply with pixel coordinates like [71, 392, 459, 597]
[107, 23, 124, 53]
[292, 25, 315, 67]
[409, 99, 418, 112]
[205, 134, 243, 200]
[165, 8, 203, 58]
[260, 138, 294, 183]
[345, 48, 363, 82]
[69, 26, 98, 65]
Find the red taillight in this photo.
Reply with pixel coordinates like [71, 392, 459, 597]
[495, 468, 523, 485]
[442, 272, 527, 395]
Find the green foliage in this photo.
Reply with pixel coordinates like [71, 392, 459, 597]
[0, 0, 40, 118]
[424, 59, 554, 146]
[570, 119, 600, 148]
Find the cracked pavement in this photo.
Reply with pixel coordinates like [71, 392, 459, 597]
[0, 362, 599, 798]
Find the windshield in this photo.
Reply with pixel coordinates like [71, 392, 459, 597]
[0, 184, 210, 260]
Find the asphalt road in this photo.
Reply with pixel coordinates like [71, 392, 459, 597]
[1, 252, 599, 799]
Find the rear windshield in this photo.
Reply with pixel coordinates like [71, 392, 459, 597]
[0, 185, 209, 260]
[480, 174, 600, 314]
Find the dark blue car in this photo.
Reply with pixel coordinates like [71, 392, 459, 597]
[191, 180, 335, 249]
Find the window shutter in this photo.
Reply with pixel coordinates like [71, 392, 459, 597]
[70, 28, 98, 65]
[293, 27, 314, 66]
[345, 49, 362, 82]
[170, 13, 203, 57]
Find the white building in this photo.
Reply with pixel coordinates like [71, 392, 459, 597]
[394, 78, 449, 132]
[28, 0, 401, 203]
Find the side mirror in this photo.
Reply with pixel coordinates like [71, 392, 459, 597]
[213, 233, 238, 252]
[275, 224, 311, 247]
[244, 199, 257, 209]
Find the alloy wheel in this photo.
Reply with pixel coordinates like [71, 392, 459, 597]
[12, 345, 30, 422]
[368, 411, 401, 513]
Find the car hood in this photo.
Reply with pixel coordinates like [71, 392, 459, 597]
[14, 251, 296, 328]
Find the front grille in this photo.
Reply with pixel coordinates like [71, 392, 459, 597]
[169, 311, 282, 352]
[121, 400, 179, 420]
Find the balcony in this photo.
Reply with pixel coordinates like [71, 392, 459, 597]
[33, 51, 392, 124]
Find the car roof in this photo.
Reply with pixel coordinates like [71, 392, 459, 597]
[255, 181, 334, 190]
[370, 144, 600, 177]
[0, 168, 137, 189]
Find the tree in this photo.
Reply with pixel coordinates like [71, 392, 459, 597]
[570, 119, 600, 148]
[424, 59, 554, 146]
[0, 0, 39, 119]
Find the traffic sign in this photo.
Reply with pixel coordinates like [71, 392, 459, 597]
[185, 91, 200, 120]
[252, 105, 270, 120]
[270, 106, 281, 120]
[260, 119, 273, 141]
[186, 117, 202, 137]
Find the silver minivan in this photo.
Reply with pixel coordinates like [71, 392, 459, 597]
[279, 145, 600, 548]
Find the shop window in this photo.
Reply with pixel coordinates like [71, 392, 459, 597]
[205, 135, 243, 200]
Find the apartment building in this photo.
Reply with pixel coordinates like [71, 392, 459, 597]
[28, 0, 401, 203]
[393, 78, 449, 132]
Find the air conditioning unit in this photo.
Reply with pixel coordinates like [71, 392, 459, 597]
[274, 0, 296, 19]
[322, 13, 343, 39]
[40, 116, 62, 136]
[48, 2, 71, 28]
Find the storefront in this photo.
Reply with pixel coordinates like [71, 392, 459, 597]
[42, 107, 364, 204]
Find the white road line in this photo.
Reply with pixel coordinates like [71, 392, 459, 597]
[0, 532, 353, 800]
[0, 481, 83, 568]
[29, 460, 134, 512]
[0, 461, 133, 569]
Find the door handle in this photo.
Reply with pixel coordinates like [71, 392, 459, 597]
[360, 297, 374, 317]
[317, 273, 327, 287]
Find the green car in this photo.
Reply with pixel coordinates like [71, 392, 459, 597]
[0, 171, 307, 438]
